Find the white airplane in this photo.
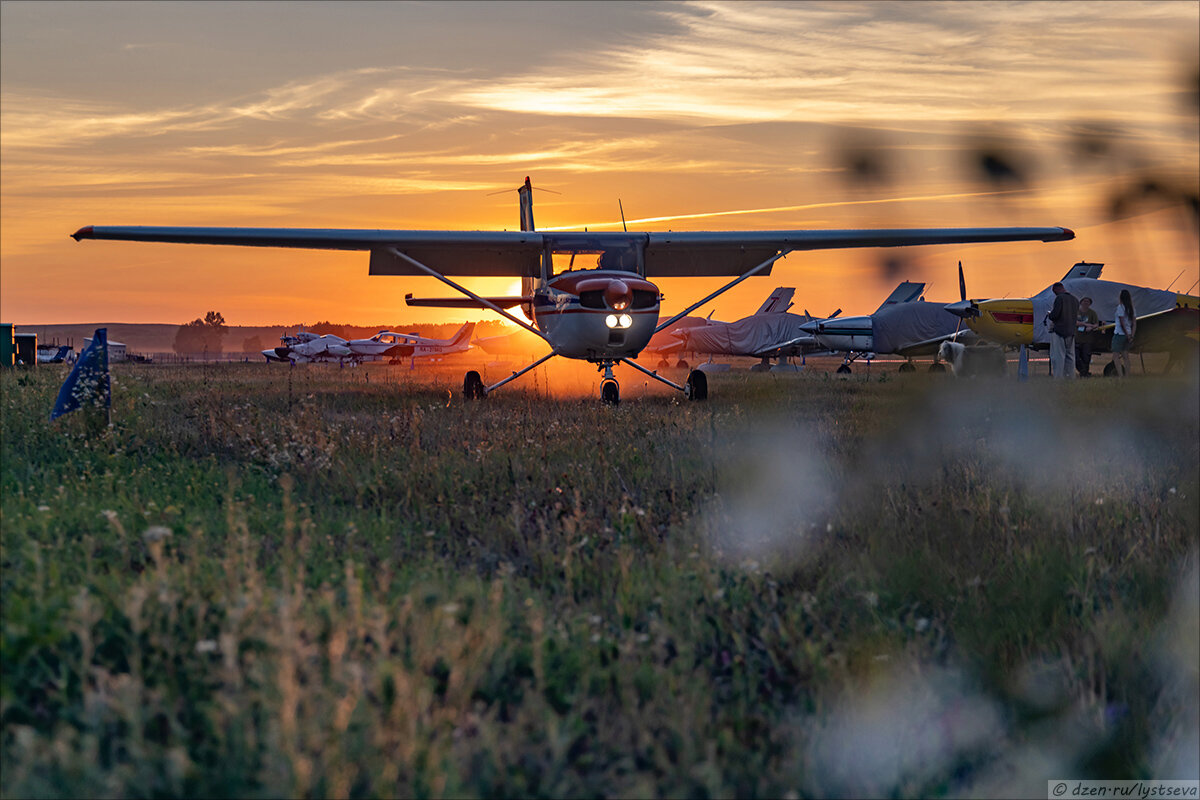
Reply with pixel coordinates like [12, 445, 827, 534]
[347, 322, 475, 364]
[798, 281, 975, 373]
[264, 330, 353, 363]
[71, 177, 1073, 403]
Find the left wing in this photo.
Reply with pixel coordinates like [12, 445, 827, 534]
[72, 225, 1075, 278]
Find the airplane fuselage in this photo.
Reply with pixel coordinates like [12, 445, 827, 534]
[532, 270, 660, 360]
[811, 315, 874, 353]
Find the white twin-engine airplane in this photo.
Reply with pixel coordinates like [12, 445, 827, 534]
[72, 178, 1074, 403]
[265, 323, 475, 364]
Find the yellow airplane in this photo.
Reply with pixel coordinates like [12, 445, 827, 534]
[944, 262, 1200, 371]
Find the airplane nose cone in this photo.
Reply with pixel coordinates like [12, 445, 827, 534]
[799, 320, 818, 334]
[605, 280, 632, 311]
[944, 300, 978, 318]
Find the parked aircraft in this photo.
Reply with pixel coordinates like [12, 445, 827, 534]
[72, 177, 1073, 403]
[36, 345, 74, 364]
[799, 281, 968, 372]
[347, 322, 476, 364]
[670, 287, 841, 371]
[945, 261, 1200, 373]
[264, 330, 353, 364]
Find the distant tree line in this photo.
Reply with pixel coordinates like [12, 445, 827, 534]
[172, 311, 228, 354]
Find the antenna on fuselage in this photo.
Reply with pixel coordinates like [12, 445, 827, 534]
[618, 199, 628, 232]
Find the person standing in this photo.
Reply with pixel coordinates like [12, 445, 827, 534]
[1075, 296, 1100, 376]
[1110, 289, 1137, 377]
[1046, 282, 1079, 379]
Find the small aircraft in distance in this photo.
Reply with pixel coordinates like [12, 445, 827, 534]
[72, 177, 1074, 403]
[945, 261, 1200, 373]
[263, 330, 352, 363]
[673, 287, 841, 372]
[799, 281, 970, 373]
[347, 322, 475, 364]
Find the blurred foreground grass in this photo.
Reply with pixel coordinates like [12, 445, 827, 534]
[2, 362, 1197, 798]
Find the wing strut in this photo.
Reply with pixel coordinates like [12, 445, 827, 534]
[485, 352, 558, 395]
[620, 358, 686, 392]
[386, 247, 549, 342]
[654, 249, 794, 334]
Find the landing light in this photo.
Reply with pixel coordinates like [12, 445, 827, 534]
[606, 315, 618, 329]
[605, 314, 633, 329]
[619, 314, 632, 328]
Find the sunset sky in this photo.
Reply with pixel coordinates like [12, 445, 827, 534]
[2, 0, 1197, 326]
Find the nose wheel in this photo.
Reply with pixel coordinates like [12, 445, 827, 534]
[597, 361, 621, 405]
[601, 379, 620, 405]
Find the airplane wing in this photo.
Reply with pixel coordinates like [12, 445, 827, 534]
[72, 226, 1074, 278]
[893, 328, 981, 358]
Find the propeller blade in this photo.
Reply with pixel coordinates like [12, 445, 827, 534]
[828, 308, 842, 319]
[958, 261, 966, 303]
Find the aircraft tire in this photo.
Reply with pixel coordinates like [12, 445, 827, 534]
[1103, 361, 1116, 377]
[657, 359, 670, 370]
[601, 379, 620, 405]
[836, 364, 851, 374]
[685, 369, 708, 401]
[676, 359, 689, 370]
[898, 362, 916, 373]
[463, 370, 486, 400]
[928, 363, 946, 373]
[750, 362, 769, 373]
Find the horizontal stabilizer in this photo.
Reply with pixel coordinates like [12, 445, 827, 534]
[405, 293, 530, 309]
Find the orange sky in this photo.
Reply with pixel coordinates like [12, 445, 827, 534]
[2, 1, 1197, 327]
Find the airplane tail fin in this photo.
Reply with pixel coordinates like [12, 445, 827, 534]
[518, 177, 537, 312]
[1062, 261, 1103, 281]
[756, 287, 796, 314]
[518, 177, 535, 233]
[449, 322, 476, 347]
[873, 281, 926, 313]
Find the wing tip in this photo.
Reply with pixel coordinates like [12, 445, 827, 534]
[1057, 227, 1075, 241]
[71, 225, 94, 241]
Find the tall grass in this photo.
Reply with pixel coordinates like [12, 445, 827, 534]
[2, 362, 1197, 797]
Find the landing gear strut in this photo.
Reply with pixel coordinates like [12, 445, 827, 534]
[598, 361, 620, 405]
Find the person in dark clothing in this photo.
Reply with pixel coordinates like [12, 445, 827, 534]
[1046, 282, 1079, 379]
[1074, 296, 1099, 376]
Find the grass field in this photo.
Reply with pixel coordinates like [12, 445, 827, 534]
[2, 359, 1197, 798]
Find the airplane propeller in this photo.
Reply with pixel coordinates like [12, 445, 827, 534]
[944, 261, 979, 321]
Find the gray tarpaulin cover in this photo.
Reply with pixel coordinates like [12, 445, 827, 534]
[872, 301, 960, 355]
[1029, 278, 1176, 344]
[682, 313, 811, 357]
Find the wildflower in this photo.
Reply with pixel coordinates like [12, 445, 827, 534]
[195, 640, 219, 654]
[1094, 497, 1105, 505]
[863, 591, 878, 608]
[143, 526, 172, 543]
[36, 505, 49, 512]
[915, 617, 930, 633]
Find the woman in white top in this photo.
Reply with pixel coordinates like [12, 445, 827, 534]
[1110, 289, 1136, 377]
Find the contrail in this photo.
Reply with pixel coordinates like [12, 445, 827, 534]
[540, 189, 1027, 231]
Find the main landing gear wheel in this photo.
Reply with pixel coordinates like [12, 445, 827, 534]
[684, 369, 708, 401]
[1103, 361, 1116, 377]
[657, 359, 670, 370]
[601, 379, 620, 405]
[898, 362, 916, 373]
[928, 363, 946, 373]
[463, 370, 486, 400]
[676, 359, 689, 370]
[836, 364, 852, 374]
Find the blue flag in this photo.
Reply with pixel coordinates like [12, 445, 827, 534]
[50, 328, 111, 421]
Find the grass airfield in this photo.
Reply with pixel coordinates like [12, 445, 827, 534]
[2, 357, 1197, 798]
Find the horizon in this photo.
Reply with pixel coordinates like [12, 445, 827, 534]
[2, 1, 1197, 326]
